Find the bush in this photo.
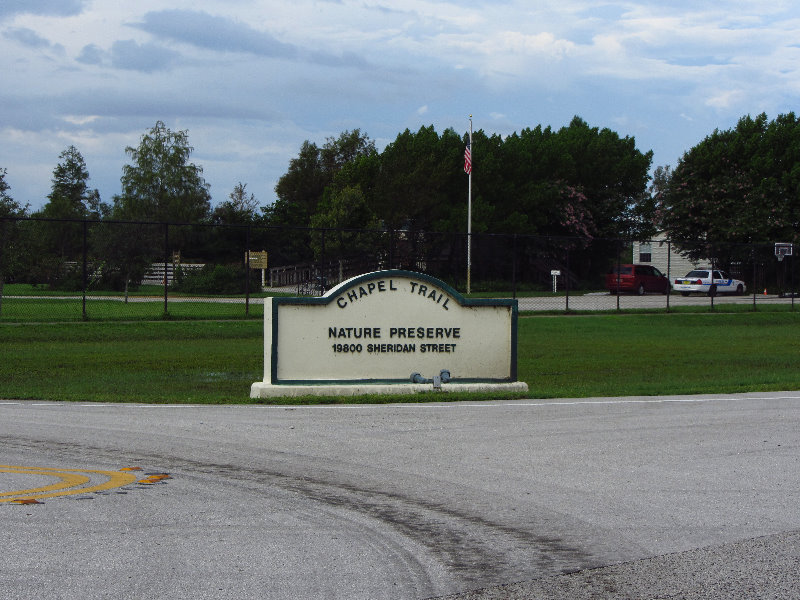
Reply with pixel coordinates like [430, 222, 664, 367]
[48, 270, 84, 291]
[171, 264, 256, 294]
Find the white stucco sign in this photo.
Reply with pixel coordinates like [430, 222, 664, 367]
[250, 270, 528, 397]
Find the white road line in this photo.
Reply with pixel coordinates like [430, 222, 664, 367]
[3, 395, 800, 409]
[455, 395, 800, 407]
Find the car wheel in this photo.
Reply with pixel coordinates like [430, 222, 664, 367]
[681, 292, 689, 297]
[637, 284, 645, 296]
[707, 284, 717, 297]
[736, 284, 744, 295]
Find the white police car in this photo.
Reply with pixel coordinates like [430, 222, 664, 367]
[673, 269, 747, 296]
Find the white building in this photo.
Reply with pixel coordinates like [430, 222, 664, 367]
[632, 233, 701, 278]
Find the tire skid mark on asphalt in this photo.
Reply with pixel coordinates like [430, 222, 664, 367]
[0, 437, 611, 583]
[0, 465, 171, 504]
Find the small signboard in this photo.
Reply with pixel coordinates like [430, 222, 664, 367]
[550, 270, 561, 293]
[247, 251, 268, 269]
[251, 270, 528, 397]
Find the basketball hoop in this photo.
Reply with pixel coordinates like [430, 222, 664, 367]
[775, 242, 793, 262]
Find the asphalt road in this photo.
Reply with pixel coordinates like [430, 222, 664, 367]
[516, 291, 797, 312]
[2, 393, 799, 599]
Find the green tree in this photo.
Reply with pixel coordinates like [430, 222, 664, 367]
[309, 185, 380, 260]
[212, 182, 258, 225]
[30, 147, 102, 287]
[659, 112, 800, 262]
[90, 218, 158, 299]
[265, 140, 325, 264]
[115, 121, 211, 224]
[269, 141, 324, 229]
[370, 125, 464, 231]
[0, 168, 25, 218]
[206, 182, 259, 263]
[0, 169, 28, 313]
[480, 127, 550, 234]
[269, 129, 377, 229]
[40, 146, 103, 220]
[320, 129, 377, 174]
[542, 117, 653, 240]
[109, 121, 211, 288]
[266, 130, 377, 264]
[268, 120, 653, 283]
[433, 119, 652, 242]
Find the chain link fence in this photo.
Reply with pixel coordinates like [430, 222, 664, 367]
[0, 216, 796, 321]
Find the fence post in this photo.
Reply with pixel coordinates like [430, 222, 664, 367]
[708, 258, 715, 312]
[245, 225, 251, 317]
[82, 220, 88, 321]
[320, 229, 326, 295]
[784, 254, 794, 312]
[163, 222, 169, 316]
[615, 242, 621, 311]
[565, 247, 570, 313]
[0, 219, 4, 317]
[752, 244, 757, 311]
[512, 234, 518, 299]
[666, 240, 671, 313]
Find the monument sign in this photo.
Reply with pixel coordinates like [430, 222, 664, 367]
[250, 270, 529, 397]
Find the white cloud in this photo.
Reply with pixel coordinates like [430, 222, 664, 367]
[62, 115, 100, 126]
[0, 0, 799, 210]
[110, 39, 180, 72]
[705, 89, 746, 109]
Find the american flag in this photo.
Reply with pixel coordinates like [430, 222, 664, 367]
[464, 143, 472, 174]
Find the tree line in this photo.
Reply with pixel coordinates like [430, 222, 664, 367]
[2, 112, 800, 294]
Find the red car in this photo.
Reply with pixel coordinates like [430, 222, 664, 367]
[606, 264, 670, 295]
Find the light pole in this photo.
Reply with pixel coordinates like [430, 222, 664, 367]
[467, 115, 473, 294]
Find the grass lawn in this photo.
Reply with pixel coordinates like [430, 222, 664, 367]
[2, 312, 799, 403]
[2, 283, 275, 297]
[518, 313, 800, 398]
[0, 297, 263, 321]
[1, 321, 262, 403]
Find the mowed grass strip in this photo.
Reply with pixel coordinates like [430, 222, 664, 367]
[519, 312, 800, 398]
[0, 297, 263, 322]
[1, 312, 799, 403]
[1, 321, 263, 403]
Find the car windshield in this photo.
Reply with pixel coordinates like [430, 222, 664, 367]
[685, 270, 709, 278]
[611, 265, 633, 275]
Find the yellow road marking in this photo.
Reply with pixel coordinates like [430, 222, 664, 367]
[0, 468, 90, 497]
[0, 465, 142, 503]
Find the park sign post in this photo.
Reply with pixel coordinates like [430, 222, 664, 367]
[251, 270, 529, 398]
[247, 250, 269, 289]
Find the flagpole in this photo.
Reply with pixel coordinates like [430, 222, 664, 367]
[467, 115, 473, 295]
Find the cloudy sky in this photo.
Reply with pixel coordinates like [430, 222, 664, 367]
[2, 0, 799, 213]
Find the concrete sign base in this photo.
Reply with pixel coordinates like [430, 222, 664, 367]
[251, 380, 529, 398]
